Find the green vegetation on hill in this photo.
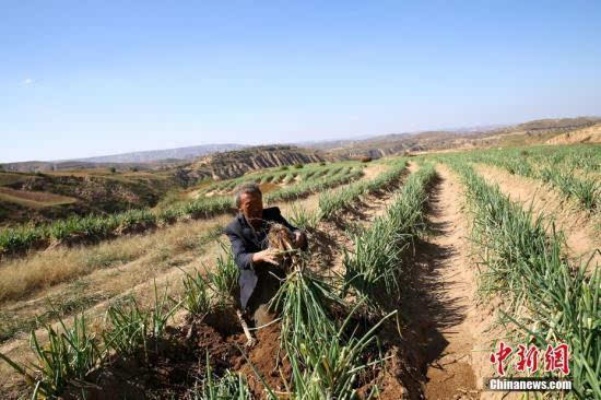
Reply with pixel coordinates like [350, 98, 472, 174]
[0, 170, 180, 226]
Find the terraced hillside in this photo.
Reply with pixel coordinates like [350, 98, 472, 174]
[0, 146, 338, 228]
[0, 145, 599, 399]
[189, 145, 330, 180]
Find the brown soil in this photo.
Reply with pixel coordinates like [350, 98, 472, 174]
[361, 163, 389, 181]
[258, 182, 280, 194]
[474, 164, 601, 269]
[52, 306, 408, 399]
[59, 313, 256, 399]
[404, 164, 494, 399]
[345, 166, 409, 225]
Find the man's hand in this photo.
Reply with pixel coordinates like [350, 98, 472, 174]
[252, 248, 282, 265]
[294, 230, 307, 249]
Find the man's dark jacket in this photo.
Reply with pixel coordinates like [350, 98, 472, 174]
[224, 207, 301, 309]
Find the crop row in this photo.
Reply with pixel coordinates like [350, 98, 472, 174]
[0, 166, 363, 259]
[468, 147, 601, 211]
[261, 163, 437, 397]
[518, 145, 601, 174]
[259, 165, 347, 186]
[202, 162, 353, 194]
[343, 164, 436, 310]
[265, 167, 362, 204]
[449, 160, 600, 399]
[318, 159, 408, 219]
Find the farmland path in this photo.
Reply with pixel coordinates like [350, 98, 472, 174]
[414, 164, 484, 399]
[474, 164, 601, 269]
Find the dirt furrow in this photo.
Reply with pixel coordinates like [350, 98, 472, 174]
[474, 163, 601, 269]
[407, 164, 491, 399]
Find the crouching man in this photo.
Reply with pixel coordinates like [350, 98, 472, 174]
[223, 182, 307, 345]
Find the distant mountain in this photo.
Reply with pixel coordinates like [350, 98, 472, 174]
[1, 144, 247, 173]
[300, 139, 355, 151]
[445, 124, 509, 133]
[74, 144, 246, 163]
[0, 160, 157, 173]
[305, 116, 601, 158]
[4, 116, 600, 172]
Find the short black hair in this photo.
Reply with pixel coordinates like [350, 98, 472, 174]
[234, 182, 262, 208]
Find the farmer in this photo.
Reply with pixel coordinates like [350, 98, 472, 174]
[224, 182, 308, 321]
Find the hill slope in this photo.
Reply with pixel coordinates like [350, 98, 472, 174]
[0, 170, 179, 226]
[1, 144, 246, 173]
[546, 123, 601, 145]
[183, 145, 330, 181]
[319, 117, 601, 157]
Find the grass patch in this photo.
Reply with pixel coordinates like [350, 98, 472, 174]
[0, 172, 27, 186]
[0, 291, 106, 343]
[0, 219, 226, 304]
[0, 188, 77, 208]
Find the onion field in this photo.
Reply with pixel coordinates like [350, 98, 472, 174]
[0, 145, 599, 399]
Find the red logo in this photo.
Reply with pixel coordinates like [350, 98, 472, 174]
[490, 341, 513, 376]
[544, 343, 570, 375]
[515, 344, 540, 374]
[490, 342, 570, 376]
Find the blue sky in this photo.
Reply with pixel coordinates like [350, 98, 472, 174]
[2, 0, 600, 162]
